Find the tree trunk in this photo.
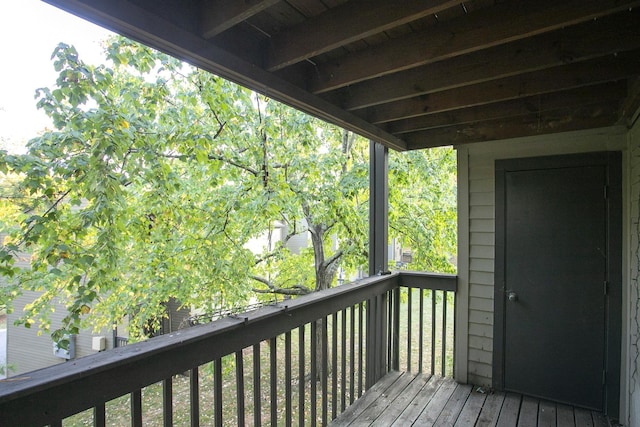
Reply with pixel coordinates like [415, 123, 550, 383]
[308, 222, 342, 380]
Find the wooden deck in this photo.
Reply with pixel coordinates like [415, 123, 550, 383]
[330, 371, 612, 427]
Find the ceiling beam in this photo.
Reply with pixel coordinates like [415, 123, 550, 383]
[42, 0, 408, 151]
[385, 82, 628, 135]
[265, 0, 464, 72]
[200, 0, 280, 39]
[403, 102, 621, 149]
[621, 77, 640, 127]
[310, 0, 640, 94]
[359, 50, 640, 124]
[337, 10, 640, 110]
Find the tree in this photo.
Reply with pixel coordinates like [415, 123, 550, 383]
[0, 37, 370, 342]
[389, 148, 457, 274]
[0, 36, 456, 351]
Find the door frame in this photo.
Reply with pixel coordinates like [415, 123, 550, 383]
[493, 151, 622, 417]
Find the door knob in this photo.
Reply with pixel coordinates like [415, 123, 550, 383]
[507, 291, 518, 302]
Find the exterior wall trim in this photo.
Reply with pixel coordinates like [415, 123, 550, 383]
[455, 147, 470, 384]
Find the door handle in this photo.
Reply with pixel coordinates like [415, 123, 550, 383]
[507, 291, 518, 302]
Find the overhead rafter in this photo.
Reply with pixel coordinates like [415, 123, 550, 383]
[310, 0, 640, 94]
[336, 10, 640, 110]
[621, 77, 640, 127]
[384, 83, 628, 135]
[403, 101, 622, 149]
[265, 0, 464, 72]
[200, 0, 280, 39]
[360, 50, 640, 124]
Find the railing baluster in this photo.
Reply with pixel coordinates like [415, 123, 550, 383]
[236, 351, 245, 427]
[214, 358, 223, 427]
[310, 321, 317, 427]
[94, 403, 106, 427]
[358, 301, 363, 398]
[332, 312, 338, 420]
[322, 317, 328, 426]
[163, 377, 173, 427]
[387, 291, 393, 371]
[349, 305, 355, 405]
[298, 325, 305, 427]
[285, 331, 292, 426]
[442, 290, 447, 377]
[392, 287, 400, 371]
[253, 344, 262, 427]
[419, 288, 424, 373]
[270, 337, 277, 426]
[131, 389, 142, 427]
[190, 368, 200, 427]
[341, 308, 347, 413]
[431, 290, 436, 375]
[407, 287, 412, 372]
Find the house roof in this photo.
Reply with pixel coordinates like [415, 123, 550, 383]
[44, 0, 640, 151]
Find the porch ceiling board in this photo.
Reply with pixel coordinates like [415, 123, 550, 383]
[200, 0, 280, 39]
[43, 0, 640, 151]
[402, 100, 622, 149]
[310, 0, 640, 94]
[264, 0, 464, 72]
[333, 10, 640, 111]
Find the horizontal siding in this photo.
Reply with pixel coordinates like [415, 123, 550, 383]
[469, 322, 493, 339]
[470, 232, 493, 246]
[469, 296, 493, 313]
[469, 335, 492, 352]
[469, 205, 494, 220]
[629, 121, 640, 427]
[7, 290, 116, 376]
[469, 284, 493, 299]
[469, 191, 494, 207]
[469, 219, 494, 233]
[469, 271, 493, 286]
[468, 309, 492, 326]
[461, 127, 627, 388]
[469, 258, 494, 273]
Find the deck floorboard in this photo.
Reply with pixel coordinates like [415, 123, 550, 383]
[330, 372, 612, 427]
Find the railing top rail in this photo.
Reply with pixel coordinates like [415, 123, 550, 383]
[398, 271, 457, 292]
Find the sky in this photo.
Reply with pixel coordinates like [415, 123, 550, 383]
[0, 1, 113, 152]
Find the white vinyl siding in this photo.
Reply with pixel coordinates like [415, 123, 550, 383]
[627, 119, 640, 427]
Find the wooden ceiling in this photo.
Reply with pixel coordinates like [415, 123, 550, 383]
[45, 0, 640, 151]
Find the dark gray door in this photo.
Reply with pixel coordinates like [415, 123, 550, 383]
[494, 153, 621, 414]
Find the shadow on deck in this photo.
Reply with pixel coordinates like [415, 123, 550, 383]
[330, 371, 613, 427]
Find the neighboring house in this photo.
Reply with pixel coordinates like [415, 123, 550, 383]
[0, 237, 189, 376]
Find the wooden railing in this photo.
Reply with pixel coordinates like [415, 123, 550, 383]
[0, 271, 456, 427]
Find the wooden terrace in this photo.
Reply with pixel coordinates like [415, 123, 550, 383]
[332, 372, 613, 427]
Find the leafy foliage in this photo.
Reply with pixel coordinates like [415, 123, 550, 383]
[389, 148, 457, 273]
[0, 36, 456, 343]
[0, 38, 369, 340]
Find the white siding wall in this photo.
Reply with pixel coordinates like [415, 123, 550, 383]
[7, 291, 116, 376]
[457, 127, 627, 388]
[2, 239, 117, 376]
[627, 120, 640, 427]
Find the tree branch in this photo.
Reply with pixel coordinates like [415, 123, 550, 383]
[322, 249, 343, 271]
[250, 275, 312, 295]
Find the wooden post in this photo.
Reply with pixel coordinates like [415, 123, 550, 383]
[367, 141, 389, 388]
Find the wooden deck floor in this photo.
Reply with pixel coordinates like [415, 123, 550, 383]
[330, 371, 612, 427]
